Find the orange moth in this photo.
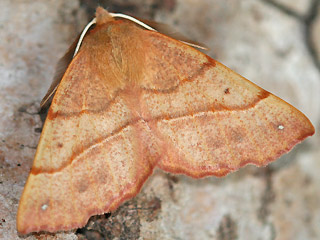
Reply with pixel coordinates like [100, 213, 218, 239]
[17, 7, 315, 234]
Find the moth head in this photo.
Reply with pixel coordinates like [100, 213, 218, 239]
[40, 8, 206, 111]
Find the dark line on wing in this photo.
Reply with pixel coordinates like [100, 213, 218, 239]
[141, 56, 215, 94]
[47, 56, 214, 119]
[31, 89, 270, 175]
[149, 90, 270, 122]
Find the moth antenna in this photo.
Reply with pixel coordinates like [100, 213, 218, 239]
[75, 14, 157, 58]
[41, 13, 207, 111]
[74, 18, 97, 57]
[110, 13, 157, 31]
[40, 35, 80, 110]
[76, 13, 207, 57]
[180, 41, 207, 50]
[41, 18, 97, 110]
[110, 13, 207, 50]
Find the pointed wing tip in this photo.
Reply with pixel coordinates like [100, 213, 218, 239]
[306, 121, 315, 137]
[238, 124, 315, 172]
[16, 162, 155, 235]
[159, 123, 315, 180]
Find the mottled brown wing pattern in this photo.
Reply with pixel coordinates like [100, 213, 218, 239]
[17, 35, 162, 233]
[138, 31, 314, 177]
[17, 7, 314, 234]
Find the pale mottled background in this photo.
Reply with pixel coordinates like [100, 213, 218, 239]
[0, 0, 319, 239]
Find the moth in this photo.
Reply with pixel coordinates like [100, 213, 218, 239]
[17, 7, 315, 234]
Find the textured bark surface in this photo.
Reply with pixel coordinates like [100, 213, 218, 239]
[1, 0, 319, 239]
